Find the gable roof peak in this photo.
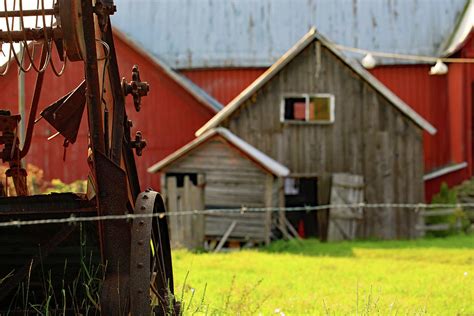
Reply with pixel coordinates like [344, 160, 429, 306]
[196, 27, 436, 136]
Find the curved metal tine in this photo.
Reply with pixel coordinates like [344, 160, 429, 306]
[38, 0, 53, 73]
[18, 0, 39, 73]
[0, 43, 13, 76]
[48, 0, 66, 76]
[3, 0, 28, 73]
[19, 41, 48, 158]
[4, 0, 36, 73]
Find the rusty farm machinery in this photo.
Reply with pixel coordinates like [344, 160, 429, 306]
[0, 0, 178, 314]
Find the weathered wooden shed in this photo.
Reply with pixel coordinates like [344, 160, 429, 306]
[194, 28, 437, 240]
[148, 127, 290, 248]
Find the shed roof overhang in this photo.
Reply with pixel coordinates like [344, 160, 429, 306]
[147, 127, 290, 177]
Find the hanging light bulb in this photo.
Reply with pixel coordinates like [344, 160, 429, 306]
[429, 59, 448, 75]
[361, 53, 376, 69]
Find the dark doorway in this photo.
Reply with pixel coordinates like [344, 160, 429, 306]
[166, 172, 198, 187]
[284, 177, 319, 238]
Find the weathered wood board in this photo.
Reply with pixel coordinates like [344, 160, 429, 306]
[328, 173, 364, 241]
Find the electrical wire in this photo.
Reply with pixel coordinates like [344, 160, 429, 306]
[333, 43, 474, 64]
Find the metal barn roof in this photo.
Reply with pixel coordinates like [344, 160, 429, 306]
[112, 0, 468, 69]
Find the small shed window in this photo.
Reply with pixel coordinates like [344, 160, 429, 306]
[281, 94, 334, 123]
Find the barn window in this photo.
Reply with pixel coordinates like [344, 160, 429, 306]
[281, 94, 334, 123]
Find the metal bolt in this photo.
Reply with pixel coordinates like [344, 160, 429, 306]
[142, 195, 148, 200]
[140, 206, 146, 210]
[139, 221, 145, 226]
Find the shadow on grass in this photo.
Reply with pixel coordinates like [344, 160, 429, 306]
[261, 234, 474, 258]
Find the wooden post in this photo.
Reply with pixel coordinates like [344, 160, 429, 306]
[160, 173, 166, 197]
[191, 174, 206, 248]
[264, 174, 273, 245]
[214, 221, 237, 253]
[277, 177, 289, 239]
[166, 176, 179, 248]
[183, 176, 192, 248]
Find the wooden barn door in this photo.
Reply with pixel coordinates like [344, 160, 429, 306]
[165, 174, 205, 249]
[328, 173, 364, 241]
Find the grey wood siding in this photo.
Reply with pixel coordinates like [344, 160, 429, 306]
[164, 138, 271, 208]
[224, 40, 425, 239]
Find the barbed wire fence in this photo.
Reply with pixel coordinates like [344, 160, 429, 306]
[1, 202, 472, 228]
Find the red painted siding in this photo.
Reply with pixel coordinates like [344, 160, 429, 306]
[181, 68, 265, 105]
[0, 35, 215, 190]
[370, 64, 474, 201]
[370, 65, 451, 173]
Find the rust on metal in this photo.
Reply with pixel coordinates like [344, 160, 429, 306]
[58, 0, 86, 61]
[40, 81, 87, 144]
[130, 191, 156, 316]
[0, 27, 62, 43]
[0, 0, 178, 313]
[122, 65, 150, 112]
[20, 43, 49, 158]
[131, 131, 147, 156]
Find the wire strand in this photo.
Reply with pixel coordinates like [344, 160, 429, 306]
[0, 202, 472, 228]
[333, 43, 474, 63]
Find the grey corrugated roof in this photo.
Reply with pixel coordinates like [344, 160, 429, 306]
[112, 0, 467, 69]
[442, 0, 474, 56]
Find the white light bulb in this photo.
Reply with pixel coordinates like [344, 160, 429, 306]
[361, 53, 376, 69]
[429, 59, 448, 75]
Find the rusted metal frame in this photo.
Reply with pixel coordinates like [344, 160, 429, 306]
[94, 151, 132, 316]
[101, 17, 125, 165]
[0, 224, 77, 302]
[0, 8, 56, 18]
[19, 43, 48, 158]
[129, 191, 156, 316]
[0, 28, 61, 43]
[123, 118, 141, 200]
[81, 1, 130, 313]
[40, 80, 87, 144]
[81, 0, 105, 154]
[0, 193, 95, 216]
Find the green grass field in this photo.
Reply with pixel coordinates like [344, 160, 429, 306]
[172, 235, 474, 315]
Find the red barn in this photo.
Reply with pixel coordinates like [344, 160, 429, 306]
[0, 29, 222, 189]
[2, 0, 473, 201]
[147, 1, 471, 202]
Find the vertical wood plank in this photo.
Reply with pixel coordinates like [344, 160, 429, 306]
[192, 174, 206, 248]
[183, 176, 192, 248]
[277, 177, 289, 238]
[264, 174, 273, 245]
[166, 176, 179, 248]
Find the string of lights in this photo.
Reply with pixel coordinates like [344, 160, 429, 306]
[333, 44, 474, 64]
